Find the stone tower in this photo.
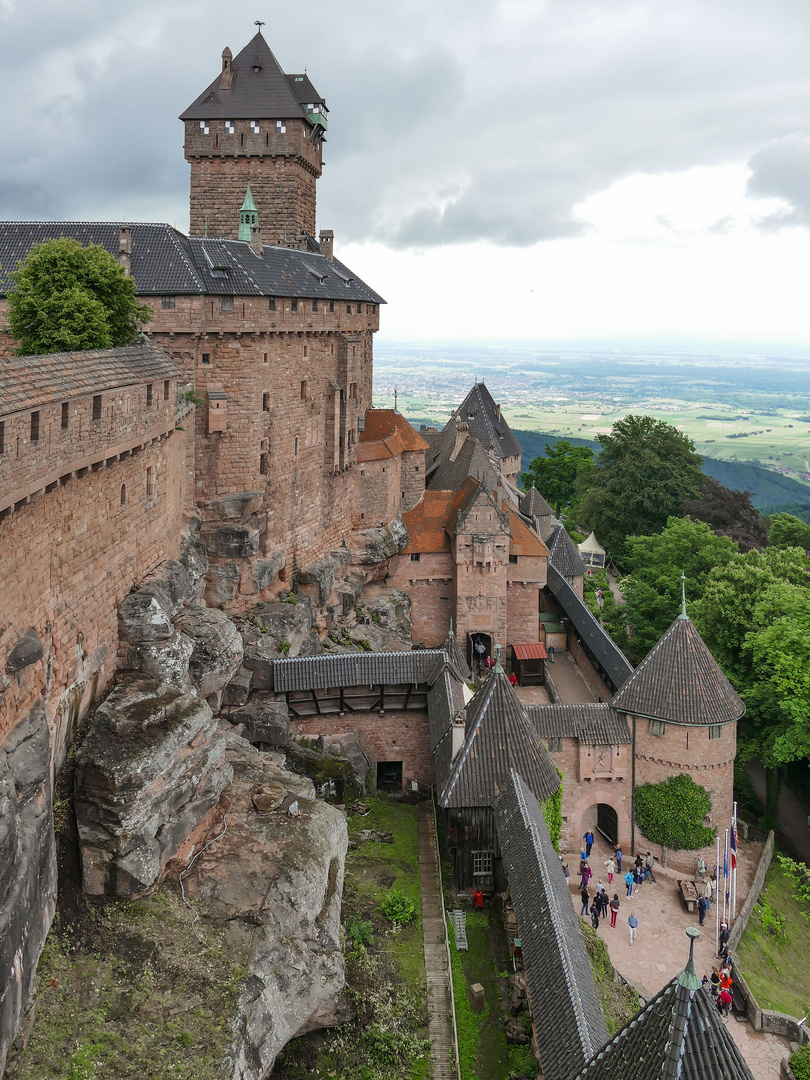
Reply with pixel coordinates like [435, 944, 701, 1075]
[180, 32, 327, 241]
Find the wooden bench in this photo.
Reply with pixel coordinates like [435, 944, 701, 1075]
[677, 879, 699, 912]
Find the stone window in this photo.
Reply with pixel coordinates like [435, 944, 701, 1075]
[300, 380, 308, 400]
[225, 120, 235, 134]
[263, 393, 271, 412]
[329, 300, 335, 313]
[709, 725, 722, 740]
[30, 411, 40, 443]
[312, 298, 319, 312]
[276, 120, 286, 134]
[410, 553, 420, 562]
[61, 402, 69, 430]
[263, 353, 269, 364]
[120, 483, 126, 507]
[161, 296, 176, 309]
[472, 850, 493, 875]
[164, 380, 170, 401]
[303, 345, 308, 357]
[346, 302, 352, 314]
[269, 297, 276, 310]
[649, 720, 666, 737]
[291, 298, 298, 312]
[146, 383, 153, 406]
[357, 302, 362, 314]
[199, 121, 209, 134]
[509, 554, 518, 565]
[221, 296, 234, 312]
[93, 395, 102, 421]
[401, 491, 405, 499]
[0, 421, 4, 454]
[294, 436, 299, 456]
[146, 466, 155, 497]
[547, 737, 562, 753]
[250, 119, 260, 132]
[202, 353, 210, 365]
[260, 453, 269, 475]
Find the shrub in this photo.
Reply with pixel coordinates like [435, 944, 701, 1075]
[541, 770, 563, 851]
[634, 774, 716, 850]
[791, 1044, 810, 1080]
[756, 900, 786, 938]
[777, 855, 810, 920]
[379, 888, 415, 926]
[346, 916, 374, 950]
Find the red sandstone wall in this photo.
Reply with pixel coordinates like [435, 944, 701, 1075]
[566, 634, 614, 702]
[389, 552, 455, 647]
[291, 710, 435, 790]
[356, 456, 401, 527]
[0, 427, 189, 769]
[401, 451, 425, 512]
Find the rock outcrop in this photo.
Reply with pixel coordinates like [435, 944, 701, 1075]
[74, 679, 232, 895]
[178, 733, 348, 1080]
[0, 701, 57, 1077]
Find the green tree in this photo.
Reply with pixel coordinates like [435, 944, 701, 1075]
[577, 415, 705, 561]
[693, 545, 810, 821]
[5, 238, 151, 355]
[520, 440, 594, 514]
[682, 476, 768, 552]
[604, 516, 738, 662]
[635, 774, 716, 850]
[768, 513, 810, 551]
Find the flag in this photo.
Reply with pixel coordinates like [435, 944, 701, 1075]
[723, 841, 728, 880]
[730, 825, 737, 871]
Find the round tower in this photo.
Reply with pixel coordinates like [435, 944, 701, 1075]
[180, 31, 327, 241]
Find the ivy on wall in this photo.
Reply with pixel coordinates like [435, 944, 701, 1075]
[634, 773, 716, 850]
[541, 769, 564, 851]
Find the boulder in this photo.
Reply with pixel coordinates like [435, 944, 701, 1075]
[0, 702, 57, 1077]
[178, 525, 209, 603]
[118, 590, 174, 644]
[346, 623, 412, 654]
[349, 518, 409, 565]
[137, 561, 191, 617]
[201, 523, 260, 559]
[299, 550, 350, 607]
[230, 701, 289, 747]
[319, 734, 370, 791]
[74, 679, 233, 895]
[126, 632, 195, 690]
[359, 586, 412, 637]
[207, 492, 264, 521]
[241, 597, 315, 687]
[174, 608, 244, 697]
[5, 629, 44, 674]
[222, 667, 253, 707]
[253, 552, 285, 593]
[205, 563, 241, 606]
[179, 744, 348, 1080]
[241, 635, 281, 690]
[284, 742, 362, 803]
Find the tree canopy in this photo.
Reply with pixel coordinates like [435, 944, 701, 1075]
[635, 774, 716, 850]
[682, 476, 768, 552]
[768, 512, 810, 551]
[520, 440, 594, 514]
[576, 415, 705, 561]
[5, 238, 151, 355]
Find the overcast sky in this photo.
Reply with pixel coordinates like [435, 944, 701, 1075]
[2, 0, 810, 346]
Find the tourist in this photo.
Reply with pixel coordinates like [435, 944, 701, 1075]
[548, 645, 555, 663]
[697, 856, 708, 878]
[594, 878, 605, 897]
[591, 905, 600, 932]
[644, 851, 656, 883]
[703, 877, 713, 911]
[609, 894, 620, 928]
[604, 855, 615, 884]
[615, 845, 623, 873]
[561, 858, 570, 882]
[717, 987, 733, 1016]
[625, 869, 634, 898]
[709, 968, 721, 998]
[718, 922, 729, 956]
[633, 862, 644, 889]
[698, 894, 708, 926]
[628, 911, 638, 945]
[599, 891, 610, 919]
[583, 830, 595, 857]
[580, 886, 590, 917]
[509, 670, 518, 686]
[579, 862, 592, 890]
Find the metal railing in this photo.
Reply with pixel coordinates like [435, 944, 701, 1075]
[430, 788, 462, 1080]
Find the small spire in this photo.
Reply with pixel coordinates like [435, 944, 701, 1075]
[679, 570, 688, 620]
[448, 619, 454, 639]
[238, 183, 259, 241]
[677, 927, 703, 989]
[240, 182, 258, 213]
[493, 644, 504, 674]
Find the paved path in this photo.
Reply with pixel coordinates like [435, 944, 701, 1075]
[746, 760, 810, 863]
[546, 651, 596, 703]
[566, 833, 791, 1080]
[417, 800, 458, 1080]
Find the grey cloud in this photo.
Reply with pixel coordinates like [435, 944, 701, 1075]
[2, 0, 810, 249]
[746, 135, 810, 228]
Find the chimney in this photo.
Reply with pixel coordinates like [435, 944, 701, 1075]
[496, 402, 501, 421]
[250, 224, 263, 256]
[319, 229, 334, 261]
[451, 713, 467, 760]
[118, 225, 132, 277]
[220, 47, 233, 90]
[449, 421, 468, 462]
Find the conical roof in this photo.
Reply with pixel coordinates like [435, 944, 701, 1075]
[440, 626, 472, 683]
[239, 183, 257, 212]
[454, 383, 523, 461]
[520, 486, 555, 519]
[439, 670, 560, 809]
[548, 524, 585, 579]
[181, 33, 322, 121]
[576, 932, 755, 1080]
[610, 617, 744, 726]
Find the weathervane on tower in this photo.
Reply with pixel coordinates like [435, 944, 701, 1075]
[255, 20, 265, 29]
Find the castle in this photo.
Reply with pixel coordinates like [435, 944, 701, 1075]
[0, 31, 749, 1078]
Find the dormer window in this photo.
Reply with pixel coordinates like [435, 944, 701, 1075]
[199, 121, 209, 134]
[225, 120, 234, 134]
[251, 65, 262, 75]
[250, 120, 260, 133]
[276, 120, 286, 134]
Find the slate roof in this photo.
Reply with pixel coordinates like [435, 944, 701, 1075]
[527, 703, 631, 745]
[497, 770, 610, 1080]
[357, 409, 429, 461]
[439, 670, 560, 809]
[180, 33, 326, 122]
[0, 344, 178, 418]
[455, 382, 522, 460]
[609, 616, 744, 726]
[425, 421, 501, 493]
[547, 566, 634, 691]
[520, 486, 555, 520]
[576, 934, 755, 1080]
[440, 628, 472, 682]
[548, 524, 586, 579]
[0, 223, 384, 303]
[273, 650, 444, 692]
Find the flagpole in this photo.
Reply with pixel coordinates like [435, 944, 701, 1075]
[723, 828, 729, 932]
[715, 833, 721, 956]
[732, 803, 738, 920]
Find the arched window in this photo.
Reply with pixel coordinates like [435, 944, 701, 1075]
[120, 483, 127, 507]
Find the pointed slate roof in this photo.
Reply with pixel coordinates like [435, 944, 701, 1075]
[576, 931, 755, 1080]
[454, 382, 523, 461]
[439, 670, 560, 809]
[180, 33, 325, 122]
[497, 770, 610, 1080]
[520, 486, 555, 520]
[609, 616, 744, 726]
[440, 627, 472, 683]
[548, 524, 586, 579]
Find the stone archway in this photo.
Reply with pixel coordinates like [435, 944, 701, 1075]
[468, 632, 492, 674]
[568, 789, 631, 854]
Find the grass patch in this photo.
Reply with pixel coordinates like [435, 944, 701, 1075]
[273, 795, 431, 1080]
[15, 888, 246, 1080]
[737, 856, 810, 1019]
[579, 920, 640, 1035]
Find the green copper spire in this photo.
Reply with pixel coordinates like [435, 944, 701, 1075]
[238, 183, 259, 241]
[677, 927, 702, 989]
[679, 570, 688, 620]
[493, 643, 504, 674]
[448, 619, 454, 638]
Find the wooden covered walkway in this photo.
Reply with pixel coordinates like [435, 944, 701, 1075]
[417, 799, 460, 1080]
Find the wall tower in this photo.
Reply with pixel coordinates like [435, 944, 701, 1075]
[181, 32, 327, 241]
